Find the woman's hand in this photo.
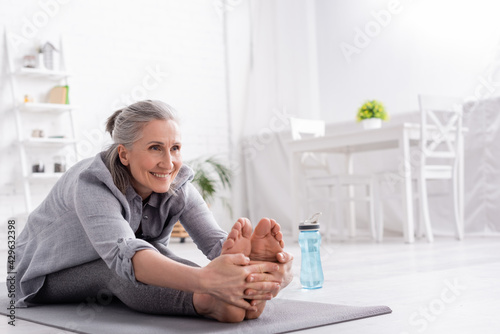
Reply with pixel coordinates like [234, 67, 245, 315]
[245, 251, 294, 297]
[198, 253, 281, 311]
[275, 251, 294, 292]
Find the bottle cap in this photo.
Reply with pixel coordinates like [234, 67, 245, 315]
[299, 212, 321, 231]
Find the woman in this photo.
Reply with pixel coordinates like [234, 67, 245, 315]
[11, 100, 293, 322]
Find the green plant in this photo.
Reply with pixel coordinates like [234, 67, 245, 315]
[187, 155, 232, 216]
[356, 100, 389, 122]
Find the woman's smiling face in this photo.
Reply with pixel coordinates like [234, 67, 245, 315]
[118, 119, 182, 199]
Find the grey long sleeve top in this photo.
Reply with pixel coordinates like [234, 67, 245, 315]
[11, 152, 227, 307]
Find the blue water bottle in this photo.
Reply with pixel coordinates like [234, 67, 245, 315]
[299, 212, 324, 289]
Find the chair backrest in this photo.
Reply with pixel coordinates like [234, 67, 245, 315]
[418, 94, 463, 159]
[289, 117, 329, 172]
[289, 117, 325, 140]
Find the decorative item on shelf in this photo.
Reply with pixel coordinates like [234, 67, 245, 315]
[39, 41, 58, 70]
[53, 155, 66, 173]
[24, 94, 34, 103]
[23, 55, 36, 68]
[31, 129, 45, 138]
[171, 156, 233, 243]
[47, 85, 69, 104]
[37, 51, 45, 69]
[356, 99, 389, 129]
[32, 161, 45, 173]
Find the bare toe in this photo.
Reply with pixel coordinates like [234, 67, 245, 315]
[270, 219, 285, 247]
[221, 236, 236, 254]
[240, 217, 253, 239]
[253, 218, 271, 238]
[222, 218, 252, 257]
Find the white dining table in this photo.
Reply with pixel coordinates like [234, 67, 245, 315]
[288, 122, 457, 243]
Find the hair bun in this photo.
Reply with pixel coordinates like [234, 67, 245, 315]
[105, 109, 124, 137]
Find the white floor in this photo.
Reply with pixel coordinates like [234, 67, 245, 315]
[1, 232, 500, 333]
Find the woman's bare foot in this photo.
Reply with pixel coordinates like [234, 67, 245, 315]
[221, 218, 266, 320]
[250, 218, 285, 262]
[221, 218, 252, 257]
[244, 300, 266, 320]
[193, 293, 245, 323]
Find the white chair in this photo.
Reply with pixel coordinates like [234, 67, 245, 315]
[289, 117, 377, 240]
[375, 95, 464, 242]
[417, 94, 464, 242]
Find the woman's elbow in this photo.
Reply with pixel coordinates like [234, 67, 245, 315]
[131, 249, 152, 283]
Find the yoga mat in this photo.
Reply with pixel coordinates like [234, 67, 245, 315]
[0, 286, 391, 333]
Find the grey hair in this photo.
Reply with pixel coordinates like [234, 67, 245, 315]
[103, 100, 180, 194]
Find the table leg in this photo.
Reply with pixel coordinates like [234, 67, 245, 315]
[400, 132, 415, 243]
[346, 152, 356, 237]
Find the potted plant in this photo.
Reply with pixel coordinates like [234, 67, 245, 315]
[171, 155, 233, 242]
[356, 100, 389, 129]
[188, 156, 232, 209]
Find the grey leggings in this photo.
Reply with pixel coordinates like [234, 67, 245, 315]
[32, 243, 200, 316]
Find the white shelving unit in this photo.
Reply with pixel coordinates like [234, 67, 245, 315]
[5, 30, 79, 213]
[21, 102, 76, 112]
[14, 67, 72, 79]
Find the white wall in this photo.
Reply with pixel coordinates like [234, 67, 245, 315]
[316, 0, 500, 123]
[0, 0, 233, 229]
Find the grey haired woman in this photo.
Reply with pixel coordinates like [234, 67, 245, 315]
[10, 100, 293, 322]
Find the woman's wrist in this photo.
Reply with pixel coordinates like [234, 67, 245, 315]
[194, 266, 210, 294]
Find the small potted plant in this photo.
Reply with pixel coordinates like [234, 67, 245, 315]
[356, 100, 389, 129]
